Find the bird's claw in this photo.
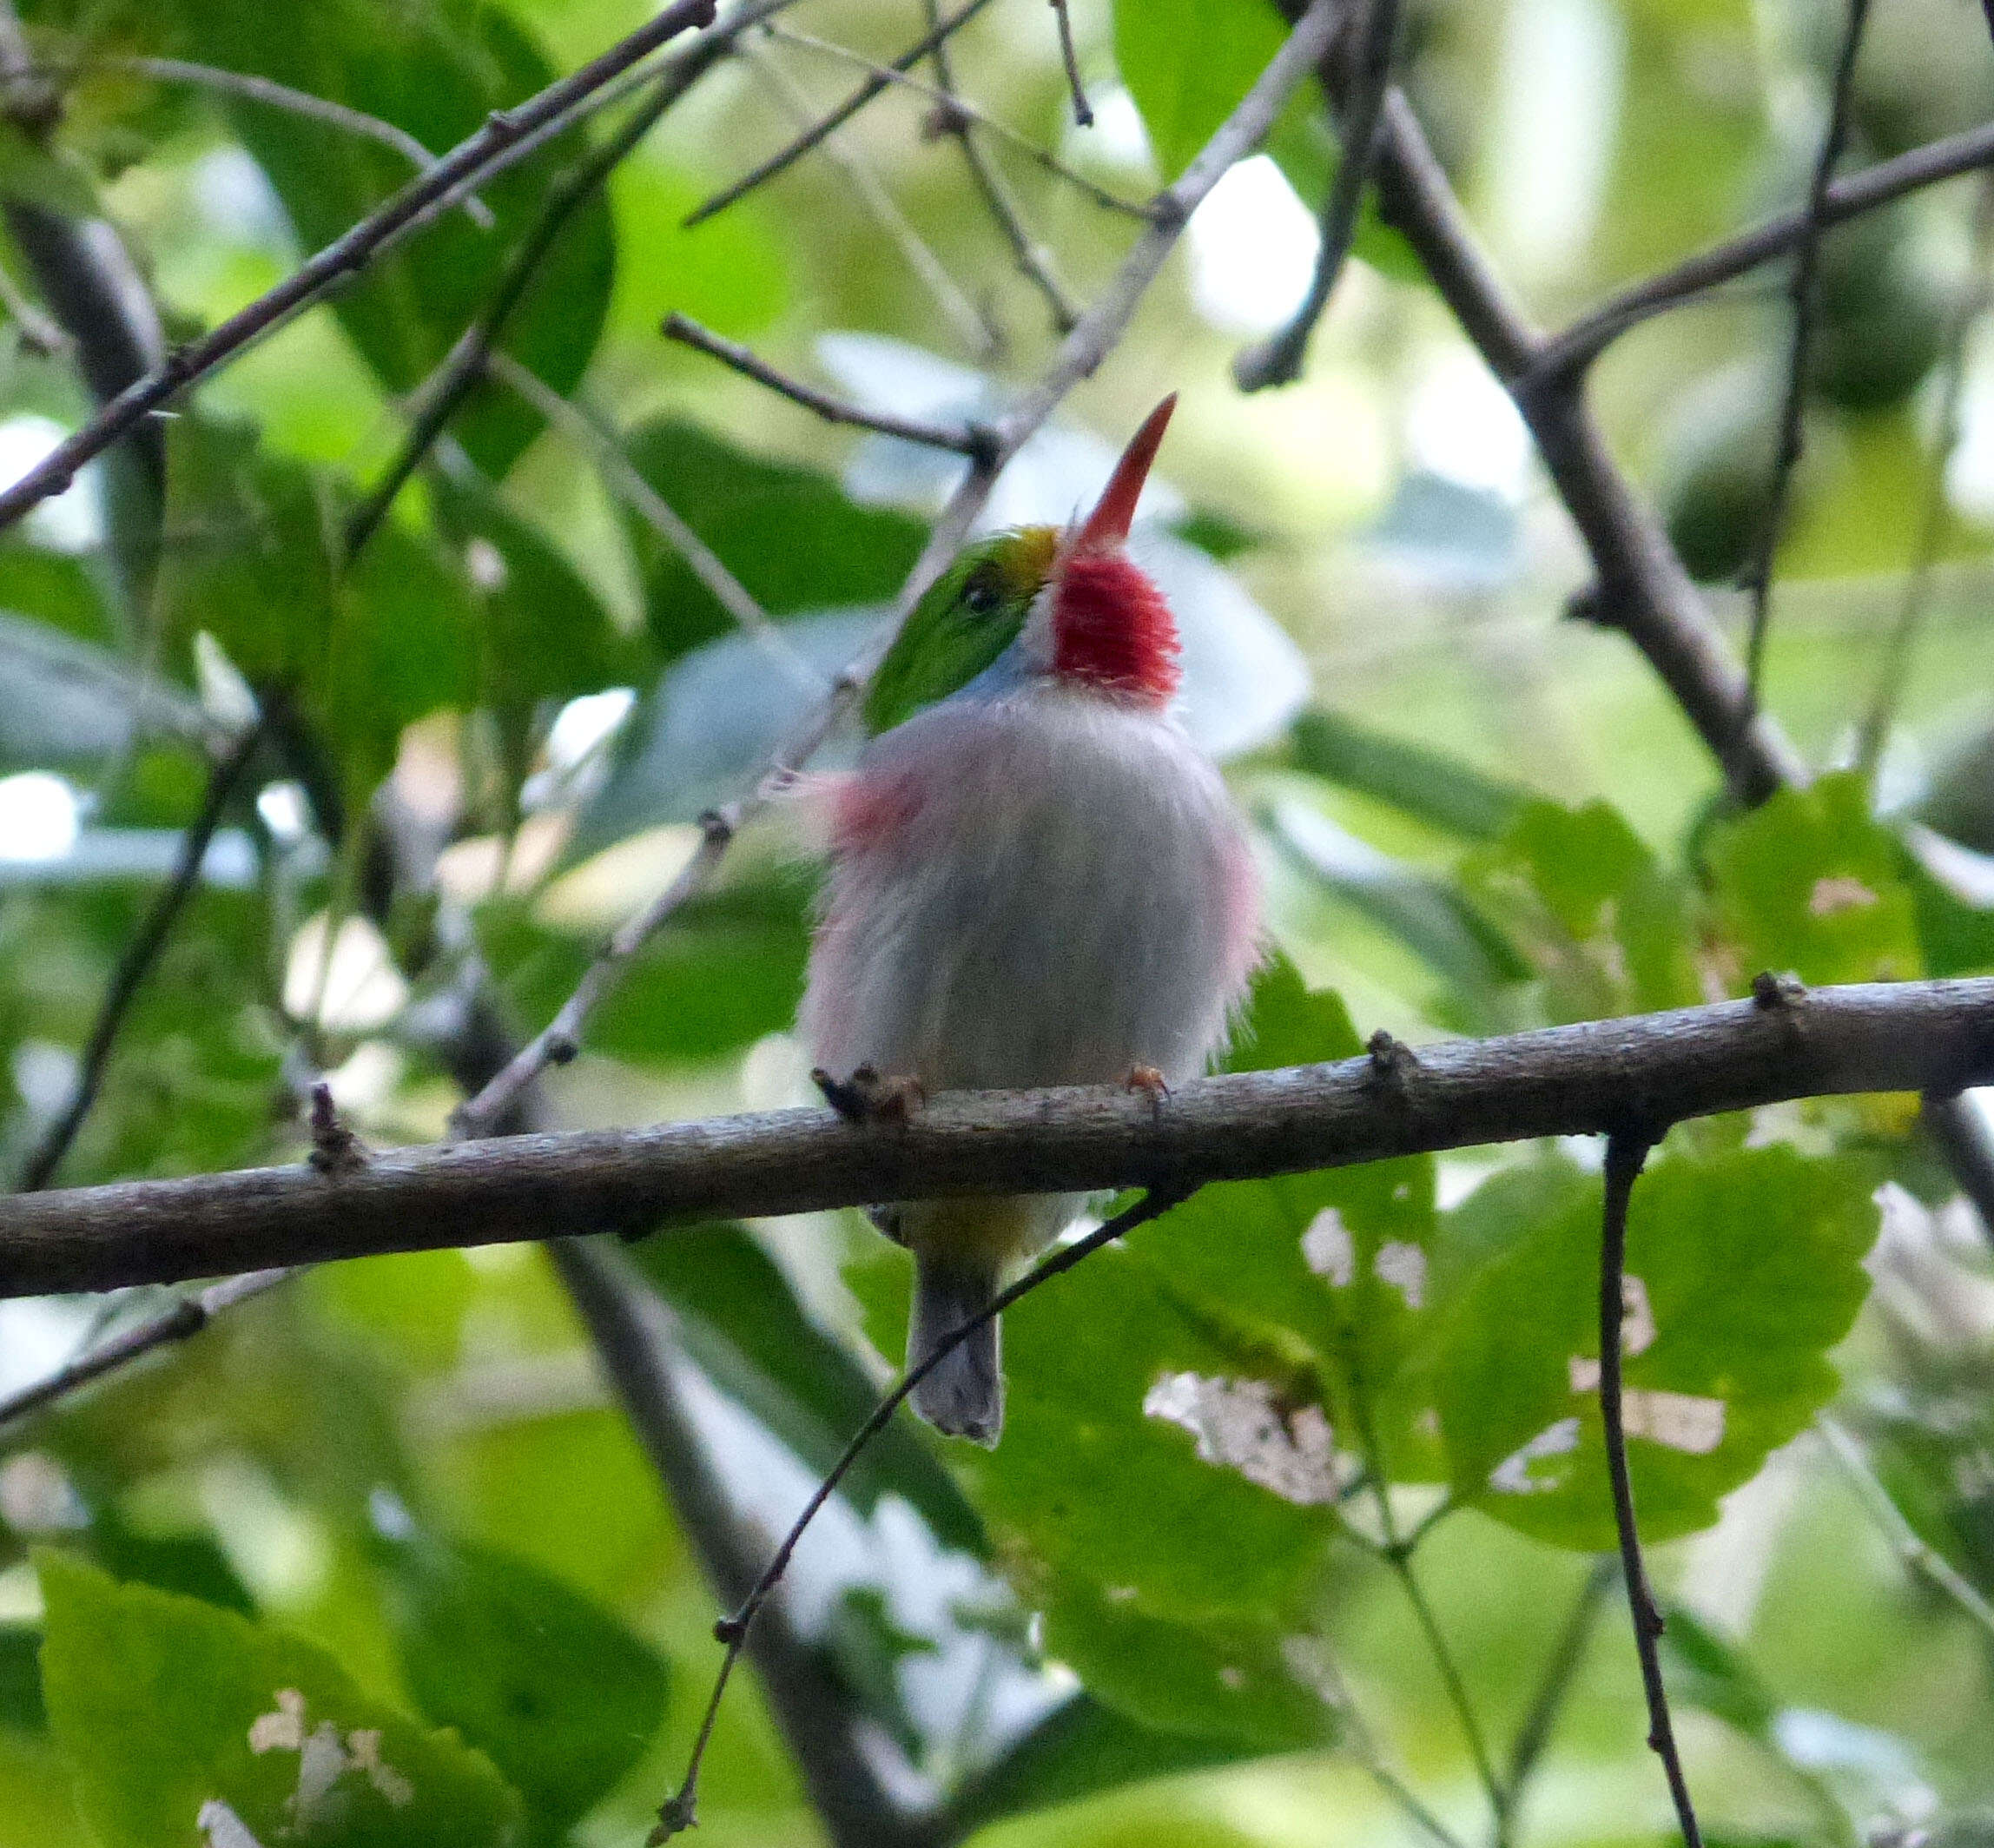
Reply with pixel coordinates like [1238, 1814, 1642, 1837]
[812, 1065, 926, 1124]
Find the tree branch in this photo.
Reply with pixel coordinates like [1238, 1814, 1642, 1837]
[1047, 0, 1090, 128]
[1739, 0, 1871, 714]
[7, 976, 1994, 1296]
[0, 0, 722, 533]
[1535, 116, 1994, 383]
[661, 313, 994, 456]
[1236, 0, 1400, 392]
[1598, 1128, 1703, 1846]
[1367, 89, 1807, 805]
[14, 721, 265, 1192]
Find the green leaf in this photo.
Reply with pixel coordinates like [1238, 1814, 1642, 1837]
[1464, 798, 1700, 1021]
[380, 1527, 668, 1843]
[0, 1623, 44, 1732]
[1288, 709, 1529, 842]
[1708, 772, 1922, 987]
[429, 470, 643, 711]
[0, 612, 206, 769]
[36, 1550, 524, 1848]
[479, 874, 812, 1068]
[630, 1222, 987, 1554]
[1433, 1146, 1877, 1548]
[946, 1693, 1256, 1836]
[181, 0, 613, 478]
[622, 419, 927, 659]
[1268, 802, 1530, 1006]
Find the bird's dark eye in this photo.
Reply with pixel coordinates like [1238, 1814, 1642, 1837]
[961, 567, 1001, 616]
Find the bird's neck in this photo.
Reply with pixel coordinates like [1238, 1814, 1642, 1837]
[1048, 551, 1180, 704]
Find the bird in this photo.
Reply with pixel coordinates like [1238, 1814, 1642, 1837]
[798, 395, 1261, 1445]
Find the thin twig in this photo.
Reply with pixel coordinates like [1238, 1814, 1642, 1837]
[1739, 0, 1872, 722]
[552, 1240, 936, 1848]
[87, 55, 492, 228]
[1533, 117, 1994, 386]
[485, 353, 815, 684]
[14, 721, 265, 1193]
[1047, 0, 1092, 126]
[740, 38, 1000, 356]
[914, 0, 1081, 333]
[1393, 1553, 1508, 1835]
[0, 0, 722, 533]
[1599, 1127, 1702, 1846]
[650, 1182, 1192, 1840]
[1496, 1560, 1615, 1843]
[0, 1268, 294, 1431]
[685, 0, 1000, 226]
[1857, 174, 1994, 777]
[1235, 0, 1401, 391]
[763, 23, 1149, 215]
[662, 312, 993, 456]
[1818, 1415, 1994, 1640]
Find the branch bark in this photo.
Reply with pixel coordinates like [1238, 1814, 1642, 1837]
[6, 977, 1993, 1297]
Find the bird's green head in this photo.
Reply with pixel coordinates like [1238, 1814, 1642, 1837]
[862, 524, 1059, 736]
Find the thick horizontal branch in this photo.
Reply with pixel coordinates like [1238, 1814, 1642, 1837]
[4, 979, 1992, 1298]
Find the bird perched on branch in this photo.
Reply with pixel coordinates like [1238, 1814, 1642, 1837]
[800, 396, 1260, 1444]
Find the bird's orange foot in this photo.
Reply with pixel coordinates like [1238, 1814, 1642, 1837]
[1124, 1064, 1170, 1116]
[813, 1065, 927, 1124]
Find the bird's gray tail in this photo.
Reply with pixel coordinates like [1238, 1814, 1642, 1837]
[908, 1253, 1003, 1447]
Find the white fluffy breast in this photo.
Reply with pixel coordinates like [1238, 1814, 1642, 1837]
[802, 685, 1258, 1093]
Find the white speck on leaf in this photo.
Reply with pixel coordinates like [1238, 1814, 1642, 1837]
[248, 1689, 305, 1754]
[347, 1728, 414, 1807]
[1301, 1208, 1355, 1286]
[296, 1723, 347, 1816]
[1218, 1665, 1245, 1690]
[197, 1799, 265, 1848]
[1144, 1372, 1341, 1504]
[1489, 1416, 1581, 1494]
[1808, 875, 1878, 917]
[1375, 1241, 1427, 1309]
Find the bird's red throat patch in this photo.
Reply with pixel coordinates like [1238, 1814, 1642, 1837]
[1050, 551, 1180, 703]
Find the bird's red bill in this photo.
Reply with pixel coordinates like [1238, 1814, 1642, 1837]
[1073, 393, 1177, 551]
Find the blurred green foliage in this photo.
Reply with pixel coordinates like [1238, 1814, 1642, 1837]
[3, 0, 1994, 1844]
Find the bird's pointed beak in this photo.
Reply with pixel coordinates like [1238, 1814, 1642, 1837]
[1072, 393, 1176, 552]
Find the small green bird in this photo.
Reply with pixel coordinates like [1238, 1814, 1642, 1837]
[800, 399, 1260, 1444]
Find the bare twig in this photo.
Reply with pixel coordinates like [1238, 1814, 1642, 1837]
[650, 1182, 1191, 1840]
[1818, 1415, 1994, 1641]
[1235, 0, 1401, 391]
[0, 0, 722, 533]
[914, 0, 1081, 333]
[1534, 120, 1994, 384]
[14, 721, 265, 1193]
[763, 23, 1150, 216]
[1047, 0, 1091, 126]
[1739, 0, 1871, 718]
[89, 56, 492, 228]
[1599, 1127, 1702, 1847]
[1857, 175, 1994, 777]
[0, 1268, 294, 1432]
[662, 312, 994, 456]
[740, 38, 1000, 356]
[11, 975, 1994, 1296]
[684, 0, 1000, 226]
